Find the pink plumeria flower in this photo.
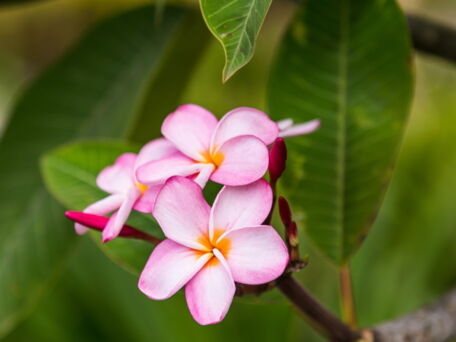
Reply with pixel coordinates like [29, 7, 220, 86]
[138, 176, 289, 325]
[76, 138, 178, 242]
[136, 105, 319, 188]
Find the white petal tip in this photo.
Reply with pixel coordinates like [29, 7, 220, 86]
[102, 233, 115, 243]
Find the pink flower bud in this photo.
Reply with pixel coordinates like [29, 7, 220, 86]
[278, 196, 292, 227]
[65, 211, 160, 245]
[268, 138, 287, 183]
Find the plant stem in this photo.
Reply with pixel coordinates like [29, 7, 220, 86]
[277, 275, 360, 342]
[407, 15, 456, 65]
[340, 264, 357, 328]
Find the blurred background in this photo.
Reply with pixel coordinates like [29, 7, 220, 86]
[0, 0, 455, 341]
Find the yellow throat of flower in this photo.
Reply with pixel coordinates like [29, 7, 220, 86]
[200, 149, 224, 167]
[135, 182, 148, 194]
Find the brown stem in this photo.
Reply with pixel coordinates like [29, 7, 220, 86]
[340, 265, 357, 329]
[408, 15, 456, 65]
[277, 275, 360, 342]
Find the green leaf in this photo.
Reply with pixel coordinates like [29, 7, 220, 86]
[41, 140, 161, 274]
[0, 5, 199, 336]
[267, 0, 414, 265]
[200, 0, 272, 82]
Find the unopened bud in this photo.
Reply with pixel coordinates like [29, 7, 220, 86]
[287, 221, 299, 261]
[278, 196, 292, 227]
[268, 138, 287, 183]
[288, 221, 298, 247]
[65, 211, 160, 245]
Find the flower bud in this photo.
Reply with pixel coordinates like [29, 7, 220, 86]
[268, 138, 287, 183]
[278, 196, 292, 227]
[65, 211, 160, 244]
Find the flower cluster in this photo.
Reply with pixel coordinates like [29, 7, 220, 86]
[68, 104, 319, 325]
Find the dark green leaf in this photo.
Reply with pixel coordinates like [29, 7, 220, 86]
[268, 0, 414, 265]
[200, 0, 272, 81]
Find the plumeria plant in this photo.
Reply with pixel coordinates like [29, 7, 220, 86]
[6, 0, 456, 341]
[66, 104, 318, 325]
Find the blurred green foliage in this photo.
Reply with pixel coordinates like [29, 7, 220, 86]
[0, 0, 456, 341]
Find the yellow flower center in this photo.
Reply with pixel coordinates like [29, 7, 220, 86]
[200, 149, 224, 167]
[135, 182, 148, 194]
[196, 228, 231, 263]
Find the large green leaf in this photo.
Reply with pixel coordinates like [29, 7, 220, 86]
[200, 0, 272, 82]
[0, 5, 203, 336]
[267, 0, 414, 265]
[41, 141, 161, 274]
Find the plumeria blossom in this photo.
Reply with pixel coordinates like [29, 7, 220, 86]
[138, 176, 289, 325]
[76, 138, 179, 242]
[136, 104, 319, 188]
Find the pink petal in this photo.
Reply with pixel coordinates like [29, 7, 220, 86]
[211, 107, 279, 147]
[185, 251, 235, 325]
[209, 179, 272, 239]
[278, 119, 320, 138]
[193, 164, 215, 188]
[161, 104, 218, 161]
[139, 239, 212, 300]
[222, 225, 289, 285]
[277, 119, 293, 130]
[102, 187, 141, 242]
[96, 153, 136, 194]
[134, 138, 179, 172]
[210, 135, 268, 186]
[75, 194, 124, 235]
[133, 184, 163, 213]
[153, 177, 211, 250]
[135, 152, 200, 186]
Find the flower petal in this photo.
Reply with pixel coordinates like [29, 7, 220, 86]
[102, 187, 141, 242]
[211, 107, 279, 147]
[162, 104, 218, 161]
[153, 177, 211, 250]
[136, 152, 201, 186]
[209, 179, 272, 239]
[139, 239, 212, 300]
[96, 153, 136, 194]
[193, 164, 215, 188]
[185, 252, 235, 325]
[133, 184, 163, 213]
[134, 138, 179, 172]
[222, 225, 289, 285]
[75, 194, 124, 235]
[279, 119, 320, 138]
[277, 118, 293, 130]
[210, 135, 268, 186]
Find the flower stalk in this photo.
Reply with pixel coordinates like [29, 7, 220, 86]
[340, 264, 358, 329]
[265, 138, 288, 224]
[277, 275, 361, 342]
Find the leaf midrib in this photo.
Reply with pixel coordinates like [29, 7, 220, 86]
[225, 0, 257, 74]
[336, 0, 350, 262]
